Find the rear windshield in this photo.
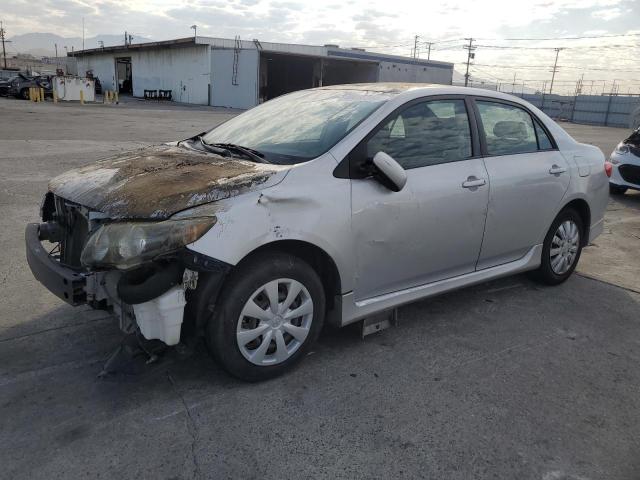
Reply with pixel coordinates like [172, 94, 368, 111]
[202, 88, 392, 164]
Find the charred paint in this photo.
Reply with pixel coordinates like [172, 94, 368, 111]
[48, 145, 289, 219]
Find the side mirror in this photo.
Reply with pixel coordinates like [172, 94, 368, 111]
[372, 151, 407, 192]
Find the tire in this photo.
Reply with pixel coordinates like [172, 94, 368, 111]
[609, 184, 627, 195]
[530, 208, 584, 286]
[205, 252, 325, 381]
[20, 88, 29, 100]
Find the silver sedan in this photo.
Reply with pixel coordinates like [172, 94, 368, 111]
[27, 84, 610, 381]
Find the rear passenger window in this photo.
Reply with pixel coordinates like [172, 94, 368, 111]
[366, 99, 472, 169]
[477, 101, 538, 155]
[534, 121, 554, 150]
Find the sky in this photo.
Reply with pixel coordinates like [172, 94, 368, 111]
[3, 0, 640, 94]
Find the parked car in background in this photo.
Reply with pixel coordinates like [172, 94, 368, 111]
[609, 127, 640, 194]
[0, 72, 20, 96]
[8, 74, 52, 99]
[630, 106, 640, 130]
[26, 84, 609, 381]
[0, 78, 12, 97]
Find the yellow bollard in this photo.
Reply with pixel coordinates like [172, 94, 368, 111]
[29, 87, 34, 102]
[40, 88, 44, 102]
[53, 90, 58, 103]
[107, 90, 112, 103]
[80, 89, 84, 105]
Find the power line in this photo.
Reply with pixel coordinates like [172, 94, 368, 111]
[471, 63, 640, 72]
[477, 32, 640, 41]
[475, 43, 640, 50]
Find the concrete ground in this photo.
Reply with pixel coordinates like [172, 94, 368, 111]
[1, 98, 639, 480]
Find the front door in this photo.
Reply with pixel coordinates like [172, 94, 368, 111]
[350, 98, 489, 301]
[473, 99, 571, 269]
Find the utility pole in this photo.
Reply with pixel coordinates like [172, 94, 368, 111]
[82, 17, 85, 51]
[463, 38, 475, 87]
[413, 35, 419, 58]
[548, 47, 562, 95]
[425, 41, 433, 60]
[0, 21, 7, 70]
[511, 72, 517, 93]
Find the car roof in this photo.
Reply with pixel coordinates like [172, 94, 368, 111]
[319, 82, 528, 103]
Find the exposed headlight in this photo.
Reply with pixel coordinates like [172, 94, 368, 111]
[81, 217, 215, 270]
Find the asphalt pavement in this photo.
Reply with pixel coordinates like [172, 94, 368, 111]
[1, 97, 639, 480]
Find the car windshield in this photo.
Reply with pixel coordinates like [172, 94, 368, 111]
[201, 88, 392, 164]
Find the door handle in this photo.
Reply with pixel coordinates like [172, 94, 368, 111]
[462, 176, 486, 189]
[549, 164, 567, 175]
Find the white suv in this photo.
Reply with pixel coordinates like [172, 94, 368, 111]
[26, 84, 609, 381]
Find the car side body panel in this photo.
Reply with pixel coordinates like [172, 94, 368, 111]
[187, 152, 357, 292]
[186, 86, 608, 328]
[476, 149, 571, 270]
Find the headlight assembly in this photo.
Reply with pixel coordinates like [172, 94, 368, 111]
[81, 217, 215, 270]
[614, 143, 630, 155]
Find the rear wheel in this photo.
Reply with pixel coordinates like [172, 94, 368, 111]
[206, 252, 325, 381]
[609, 184, 627, 195]
[20, 88, 29, 100]
[531, 209, 584, 285]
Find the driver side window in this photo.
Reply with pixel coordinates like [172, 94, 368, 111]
[366, 99, 472, 169]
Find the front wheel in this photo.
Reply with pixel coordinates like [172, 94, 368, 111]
[530, 209, 584, 285]
[206, 252, 325, 381]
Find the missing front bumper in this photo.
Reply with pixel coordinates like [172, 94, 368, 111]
[25, 223, 87, 306]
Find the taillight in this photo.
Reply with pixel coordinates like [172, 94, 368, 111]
[604, 161, 612, 177]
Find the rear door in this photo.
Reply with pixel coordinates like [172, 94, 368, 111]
[473, 98, 570, 270]
[349, 97, 490, 300]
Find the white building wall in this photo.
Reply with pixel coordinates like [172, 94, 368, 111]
[77, 53, 117, 92]
[131, 45, 210, 105]
[211, 49, 259, 109]
[377, 61, 453, 84]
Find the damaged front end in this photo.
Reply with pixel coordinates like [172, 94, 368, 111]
[26, 192, 227, 347]
[26, 144, 289, 347]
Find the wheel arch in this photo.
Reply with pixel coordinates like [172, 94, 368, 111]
[239, 240, 343, 321]
[560, 198, 591, 246]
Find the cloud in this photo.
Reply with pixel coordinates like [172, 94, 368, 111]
[590, 7, 622, 20]
[4, 0, 639, 94]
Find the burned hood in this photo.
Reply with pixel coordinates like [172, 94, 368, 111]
[48, 144, 289, 219]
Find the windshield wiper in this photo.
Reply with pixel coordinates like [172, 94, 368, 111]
[197, 137, 232, 156]
[207, 142, 268, 163]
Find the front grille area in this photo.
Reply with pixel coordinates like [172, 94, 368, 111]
[618, 164, 640, 185]
[52, 195, 90, 268]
